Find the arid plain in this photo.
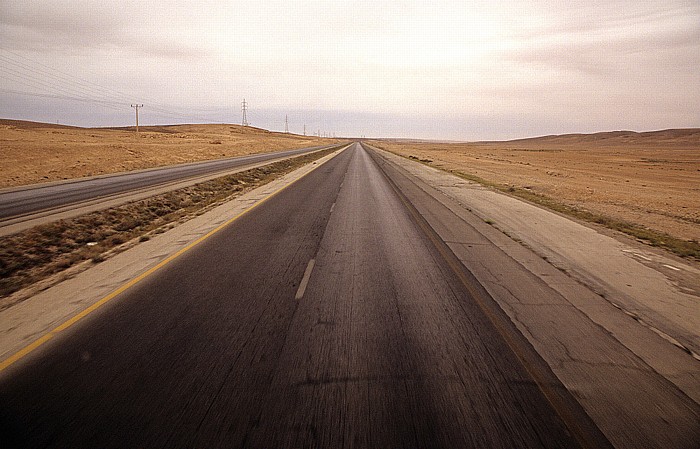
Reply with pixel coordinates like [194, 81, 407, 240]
[1, 121, 698, 253]
[0, 119, 335, 188]
[371, 129, 700, 247]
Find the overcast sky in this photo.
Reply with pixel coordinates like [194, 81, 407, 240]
[1, 1, 698, 140]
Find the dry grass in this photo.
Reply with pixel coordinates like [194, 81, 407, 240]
[448, 169, 700, 260]
[0, 119, 338, 188]
[0, 146, 340, 302]
[370, 129, 700, 260]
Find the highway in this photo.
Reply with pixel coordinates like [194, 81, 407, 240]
[0, 143, 338, 235]
[0, 143, 612, 448]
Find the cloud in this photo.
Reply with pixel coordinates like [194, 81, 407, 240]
[474, 1, 700, 122]
[502, 1, 700, 73]
[0, 1, 204, 60]
[1, 2, 126, 48]
[0, 0, 697, 139]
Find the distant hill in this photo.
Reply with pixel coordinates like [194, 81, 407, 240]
[0, 119, 283, 137]
[0, 118, 336, 188]
[0, 118, 82, 130]
[501, 129, 700, 147]
[370, 128, 700, 146]
[3, 119, 699, 146]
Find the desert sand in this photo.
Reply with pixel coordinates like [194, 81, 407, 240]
[0, 120, 336, 188]
[2, 121, 697, 244]
[370, 130, 700, 243]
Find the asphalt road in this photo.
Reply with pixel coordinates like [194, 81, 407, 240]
[0, 143, 611, 448]
[0, 144, 334, 223]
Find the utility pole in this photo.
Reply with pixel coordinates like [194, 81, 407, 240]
[241, 99, 249, 126]
[285, 115, 289, 133]
[303, 124, 306, 136]
[131, 104, 143, 132]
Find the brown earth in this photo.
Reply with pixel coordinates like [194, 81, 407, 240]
[0, 146, 340, 303]
[0, 119, 338, 188]
[369, 129, 700, 243]
[2, 120, 697, 244]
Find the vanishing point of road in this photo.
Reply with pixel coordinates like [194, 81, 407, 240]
[0, 143, 612, 448]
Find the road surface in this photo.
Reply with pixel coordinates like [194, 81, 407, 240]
[0, 143, 611, 448]
[0, 143, 339, 235]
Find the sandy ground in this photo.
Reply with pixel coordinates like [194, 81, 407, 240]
[0, 120, 337, 188]
[370, 129, 700, 242]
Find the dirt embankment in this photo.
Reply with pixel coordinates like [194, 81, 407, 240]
[370, 129, 700, 245]
[0, 120, 338, 188]
[0, 146, 340, 305]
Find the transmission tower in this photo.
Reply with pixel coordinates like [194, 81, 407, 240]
[131, 104, 143, 132]
[241, 99, 249, 126]
[285, 115, 289, 133]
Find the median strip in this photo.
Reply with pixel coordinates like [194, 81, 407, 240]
[0, 146, 343, 309]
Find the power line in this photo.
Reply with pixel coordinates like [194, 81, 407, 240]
[0, 65, 126, 112]
[0, 49, 171, 112]
[0, 68, 127, 112]
[0, 47, 228, 125]
[0, 88, 125, 109]
[0, 53, 127, 105]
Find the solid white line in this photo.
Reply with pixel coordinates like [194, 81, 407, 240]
[295, 259, 316, 299]
[330, 202, 335, 213]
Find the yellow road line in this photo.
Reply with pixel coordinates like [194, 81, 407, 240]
[0, 145, 350, 373]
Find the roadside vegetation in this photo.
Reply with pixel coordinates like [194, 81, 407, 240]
[410, 155, 700, 261]
[0, 147, 338, 305]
